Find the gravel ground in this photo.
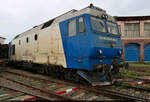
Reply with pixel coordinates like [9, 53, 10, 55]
[7, 95, 33, 101]
[0, 87, 13, 95]
[108, 86, 150, 100]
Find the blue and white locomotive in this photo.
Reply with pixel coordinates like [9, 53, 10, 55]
[9, 4, 123, 86]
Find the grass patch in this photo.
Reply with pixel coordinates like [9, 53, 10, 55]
[128, 62, 150, 68]
[120, 69, 148, 79]
[123, 71, 138, 79]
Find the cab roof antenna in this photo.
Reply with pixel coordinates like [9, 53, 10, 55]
[89, 3, 94, 8]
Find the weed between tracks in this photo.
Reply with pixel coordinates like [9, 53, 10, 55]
[119, 64, 150, 90]
[128, 62, 150, 68]
[120, 69, 139, 79]
[120, 68, 150, 79]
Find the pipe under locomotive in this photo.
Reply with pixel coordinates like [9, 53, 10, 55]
[8, 4, 125, 86]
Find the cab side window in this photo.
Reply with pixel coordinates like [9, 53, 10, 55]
[68, 19, 76, 36]
[78, 17, 85, 33]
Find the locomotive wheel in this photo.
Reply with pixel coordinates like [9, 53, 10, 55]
[37, 67, 45, 74]
[73, 73, 80, 83]
[55, 67, 62, 78]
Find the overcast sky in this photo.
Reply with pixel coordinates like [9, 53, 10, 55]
[1, 0, 150, 43]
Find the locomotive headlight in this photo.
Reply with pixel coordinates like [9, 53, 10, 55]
[118, 50, 122, 55]
[99, 50, 102, 54]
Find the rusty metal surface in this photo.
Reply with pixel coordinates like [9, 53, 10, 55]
[0, 76, 73, 101]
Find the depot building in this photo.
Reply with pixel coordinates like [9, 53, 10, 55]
[116, 16, 150, 62]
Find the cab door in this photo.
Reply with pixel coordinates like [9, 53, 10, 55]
[66, 17, 86, 56]
[64, 16, 88, 69]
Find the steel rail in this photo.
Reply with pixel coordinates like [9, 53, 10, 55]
[121, 83, 150, 92]
[0, 75, 73, 101]
[94, 87, 147, 102]
[0, 92, 24, 101]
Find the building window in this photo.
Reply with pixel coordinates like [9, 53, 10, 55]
[78, 17, 85, 33]
[19, 40, 21, 45]
[34, 34, 38, 40]
[144, 23, 150, 37]
[68, 19, 76, 36]
[26, 37, 29, 43]
[124, 23, 140, 38]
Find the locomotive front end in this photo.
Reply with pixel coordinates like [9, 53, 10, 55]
[59, 4, 125, 86]
[77, 15, 123, 86]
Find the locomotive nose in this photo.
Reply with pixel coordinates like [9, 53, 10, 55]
[77, 64, 123, 86]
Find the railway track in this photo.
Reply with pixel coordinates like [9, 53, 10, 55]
[122, 84, 150, 92]
[0, 72, 73, 101]
[0, 77, 72, 101]
[1, 68, 149, 101]
[0, 87, 37, 101]
[0, 70, 114, 101]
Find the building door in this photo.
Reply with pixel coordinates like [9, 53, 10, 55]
[125, 44, 139, 62]
[144, 44, 150, 61]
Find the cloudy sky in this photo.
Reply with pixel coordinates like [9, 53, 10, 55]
[1, 0, 150, 43]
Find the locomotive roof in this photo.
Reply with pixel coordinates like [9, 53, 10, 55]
[13, 4, 115, 40]
[0, 36, 6, 39]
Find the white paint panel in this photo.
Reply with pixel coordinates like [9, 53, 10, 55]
[11, 23, 67, 68]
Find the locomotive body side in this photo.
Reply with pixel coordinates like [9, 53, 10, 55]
[10, 23, 67, 68]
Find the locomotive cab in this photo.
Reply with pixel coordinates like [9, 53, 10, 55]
[90, 15, 123, 65]
[60, 13, 123, 86]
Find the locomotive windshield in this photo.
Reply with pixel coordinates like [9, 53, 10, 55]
[106, 21, 119, 35]
[91, 16, 119, 35]
[91, 17, 106, 33]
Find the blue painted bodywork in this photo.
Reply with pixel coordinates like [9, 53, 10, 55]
[59, 14, 122, 70]
[144, 44, 150, 61]
[125, 44, 139, 62]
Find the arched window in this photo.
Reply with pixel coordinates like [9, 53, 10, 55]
[12, 45, 15, 55]
[26, 37, 29, 43]
[34, 34, 38, 40]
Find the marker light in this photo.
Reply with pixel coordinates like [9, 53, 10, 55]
[118, 50, 122, 55]
[99, 50, 102, 54]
